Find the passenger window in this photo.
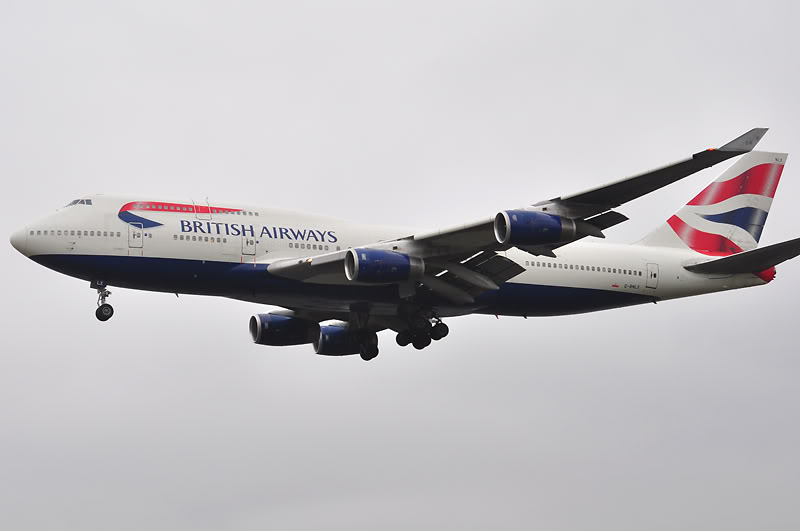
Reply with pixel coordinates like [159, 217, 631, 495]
[36, 230, 41, 235]
[325, 245, 329, 251]
[336, 246, 341, 251]
[580, 266, 585, 270]
[204, 236, 209, 242]
[223, 238, 227, 243]
[216, 237, 221, 243]
[192, 236, 196, 241]
[30, 230, 34, 236]
[179, 235, 184, 240]
[90, 231, 94, 236]
[57, 230, 62, 235]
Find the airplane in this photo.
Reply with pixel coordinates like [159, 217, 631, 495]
[9, 128, 800, 361]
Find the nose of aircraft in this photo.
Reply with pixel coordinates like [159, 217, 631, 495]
[10, 227, 28, 256]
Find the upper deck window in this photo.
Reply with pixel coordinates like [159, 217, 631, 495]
[64, 198, 93, 207]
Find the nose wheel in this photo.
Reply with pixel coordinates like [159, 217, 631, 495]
[93, 281, 114, 322]
[96, 303, 114, 321]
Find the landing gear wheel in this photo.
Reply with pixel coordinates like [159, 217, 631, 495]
[93, 282, 113, 322]
[96, 303, 114, 322]
[431, 323, 449, 341]
[396, 331, 412, 347]
[411, 315, 432, 334]
[412, 334, 432, 350]
[360, 344, 379, 361]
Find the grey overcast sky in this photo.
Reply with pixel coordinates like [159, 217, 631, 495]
[2, 1, 799, 530]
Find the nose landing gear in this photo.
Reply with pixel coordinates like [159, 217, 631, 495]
[92, 280, 114, 322]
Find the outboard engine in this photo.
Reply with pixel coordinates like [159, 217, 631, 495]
[313, 325, 364, 356]
[494, 210, 578, 246]
[344, 249, 425, 283]
[249, 313, 320, 346]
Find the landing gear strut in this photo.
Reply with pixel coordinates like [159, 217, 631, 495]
[92, 280, 114, 322]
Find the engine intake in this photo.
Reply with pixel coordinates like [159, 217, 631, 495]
[494, 210, 577, 246]
[345, 249, 425, 284]
[249, 313, 320, 346]
[314, 325, 362, 356]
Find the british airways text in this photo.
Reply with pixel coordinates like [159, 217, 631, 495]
[180, 220, 337, 243]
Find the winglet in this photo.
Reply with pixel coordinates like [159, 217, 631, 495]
[717, 127, 768, 152]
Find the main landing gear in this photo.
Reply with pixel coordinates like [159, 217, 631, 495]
[358, 331, 379, 361]
[92, 280, 114, 322]
[395, 315, 448, 351]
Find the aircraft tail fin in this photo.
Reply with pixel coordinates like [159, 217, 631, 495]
[638, 151, 788, 255]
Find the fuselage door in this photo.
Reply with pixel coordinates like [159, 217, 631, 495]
[646, 263, 659, 289]
[242, 235, 256, 255]
[128, 223, 144, 248]
[193, 199, 212, 220]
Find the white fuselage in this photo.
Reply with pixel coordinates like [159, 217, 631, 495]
[10, 195, 768, 318]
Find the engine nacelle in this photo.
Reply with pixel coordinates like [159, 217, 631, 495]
[249, 313, 320, 346]
[494, 210, 577, 246]
[344, 248, 425, 284]
[313, 325, 362, 356]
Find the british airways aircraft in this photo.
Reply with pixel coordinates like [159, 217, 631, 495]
[9, 128, 800, 361]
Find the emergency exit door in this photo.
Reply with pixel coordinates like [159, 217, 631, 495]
[242, 235, 256, 255]
[128, 223, 143, 248]
[646, 263, 659, 289]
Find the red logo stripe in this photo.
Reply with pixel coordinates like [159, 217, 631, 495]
[686, 163, 783, 206]
[119, 201, 242, 214]
[667, 215, 743, 256]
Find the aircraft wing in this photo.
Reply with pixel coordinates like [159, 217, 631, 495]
[408, 127, 768, 253]
[268, 128, 767, 304]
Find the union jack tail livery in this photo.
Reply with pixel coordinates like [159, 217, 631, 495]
[639, 151, 787, 255]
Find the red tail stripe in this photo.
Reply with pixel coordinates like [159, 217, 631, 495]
[686, 163, 783, 206]
[667, 215, 743, 256]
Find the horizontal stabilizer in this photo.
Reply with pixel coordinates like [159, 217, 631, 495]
[684, 236, 800, 274]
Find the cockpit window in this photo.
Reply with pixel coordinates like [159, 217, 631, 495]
[64, 198, 93, 207]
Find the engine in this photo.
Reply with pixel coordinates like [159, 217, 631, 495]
[494, 210, 578, 246]
[249, 313, 320, 346]
[313, 325, 363, 356]
[344, 248, 425, 284]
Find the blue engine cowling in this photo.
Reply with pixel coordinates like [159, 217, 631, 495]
[345, 248, 425, 283]
[249, 314, 320, 346]
[494, 210, 577, 246]
[314, 325, 363, 356]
